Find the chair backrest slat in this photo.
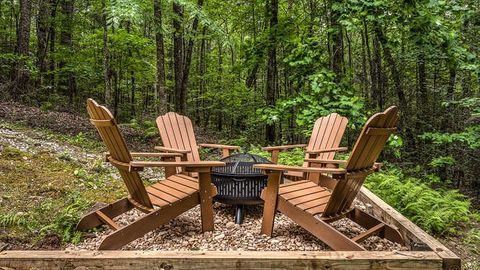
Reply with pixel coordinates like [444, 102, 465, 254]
[322, 107, 398, 217]
[87, 99, 153, 209]
[304, 113, 348, 166]
[156, 112, 200, 162]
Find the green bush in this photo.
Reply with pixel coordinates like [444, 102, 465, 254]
[248, 145, 304, 166]
[365, 170, 472, 234]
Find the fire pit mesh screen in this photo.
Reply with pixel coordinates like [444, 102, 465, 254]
[211, 153, 272, 205]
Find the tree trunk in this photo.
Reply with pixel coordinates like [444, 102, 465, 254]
[373, 34, 383, 110]
[48, 0, 57, 87]
[36, 0, 49, 87]
[216, 41, 223, 131]
[154, 0, 167, 114]
[102, 0, 112, 107]
[416, 50, 428, 129]
[329, 0, 344, 83]
[197, 26, 207, 126]
[365, 21, 376, 109]
[265, 0, 278, 143]
[172, 1, 184, 113]
[13, 0, 32, 99]
[374, 23, 414, 145]
[360, 24, 368, 99]
[374, 24, 408, 116]
[59, 0, 76, 105]
[181, 0, 204, 107]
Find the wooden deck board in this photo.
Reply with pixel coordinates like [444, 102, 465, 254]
[0, 251, 443, 270]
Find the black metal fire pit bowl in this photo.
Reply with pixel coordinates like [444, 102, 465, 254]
[211, 153, 273, 224]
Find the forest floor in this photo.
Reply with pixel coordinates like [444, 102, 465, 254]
[0, 103, 478, 269]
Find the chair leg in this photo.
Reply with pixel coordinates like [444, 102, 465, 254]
[260, 171, 281, 236]
[277, 197, 365, 251]
[198, 172, 215, 232]
[76, 198, 132, 231]
[99, 194, 198, 250]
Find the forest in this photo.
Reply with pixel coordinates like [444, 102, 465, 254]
[1, 0, 479, 199]
[0, 0, 479, 267]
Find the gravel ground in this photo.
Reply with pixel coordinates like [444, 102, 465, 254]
[0, 125, 162, 180]
[66, 202, 407, 252]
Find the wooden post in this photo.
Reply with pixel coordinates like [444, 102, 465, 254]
[270, 150, 279, 163]
[197, 170, 214, 232]
[260, 170, 281, 236]
[162, 156, 177, 178]
[222, 148, 230, 158]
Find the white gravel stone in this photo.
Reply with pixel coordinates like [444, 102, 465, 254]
[66, 203, 408, 252]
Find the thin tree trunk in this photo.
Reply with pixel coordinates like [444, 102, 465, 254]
[365, 21, 377, 109]
[154, 0, 167, 114]
[360, 25, 368, 99]
[216, 41, 223, 131]
[180, 0, 204, 112]
[172, 1, 184, 112]
[374, 23, 414, 145]
[197, 26, 207, 126]
[265, 0, 278, 143]
[59, 0, 76, 105]
[102, 0, 112, 107]
[373, 34, 383, 110]
[329, 0, 344, 83]
[36, 0, 49, 87]
[417, 50, 428, 128]
[48, 0, 57, 87]
[13, 0, 32, 99]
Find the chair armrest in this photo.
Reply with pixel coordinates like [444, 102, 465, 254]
[154, 146, 191, 154]
[253, 164, 346, 174]
[304, 159, 347, 165]
[129, 160, 225, 172]
[262, 144, 307, 152]
[129, 152, 183, 158]
[305, 147, 348, 154]
[198, 143, 240, 150]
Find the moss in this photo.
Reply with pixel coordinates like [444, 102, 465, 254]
[0, 146, 124, 243]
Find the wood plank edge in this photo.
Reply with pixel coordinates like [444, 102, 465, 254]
[357, 187, 461, 270]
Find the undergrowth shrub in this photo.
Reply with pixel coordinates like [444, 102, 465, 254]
[365, 170, 471, 234]
[249, 146, 304, 166]
[39, 192, 89, 243]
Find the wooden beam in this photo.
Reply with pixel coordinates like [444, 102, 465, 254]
[357, 187, 461, 270]
[351, 223, 385, 243]
[0, 251, 443, 270]
[95, 211, 120, 231]
[76, 198, 132, 231]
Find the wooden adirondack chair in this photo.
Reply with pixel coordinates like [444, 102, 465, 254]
[262, 113, 348, 181]
[254, 106, 404, 251]
[155, 112, 239, 174]
[76, 99, 224, 250]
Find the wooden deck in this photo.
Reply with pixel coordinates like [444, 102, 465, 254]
[0, 187, 460, 270]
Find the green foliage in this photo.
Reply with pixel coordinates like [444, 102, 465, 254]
[420, 98, 480, 150]
[258, 68, 365, 136]
[126, 119, 158, 139]
[39, 192, 88, 243]
[385, 135, 404, 158]
[366, 170, 472, 234]
[464, 228, 480, 255]
[0, 212, 32, 229]
[429, 156, 456, 168]
[248, 146, 304, 166]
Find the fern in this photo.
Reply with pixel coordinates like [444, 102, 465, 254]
[366, 172, 472, 234]
[0, 212, 32, 229]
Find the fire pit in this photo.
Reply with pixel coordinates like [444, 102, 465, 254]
[211, 153, 273, 224]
